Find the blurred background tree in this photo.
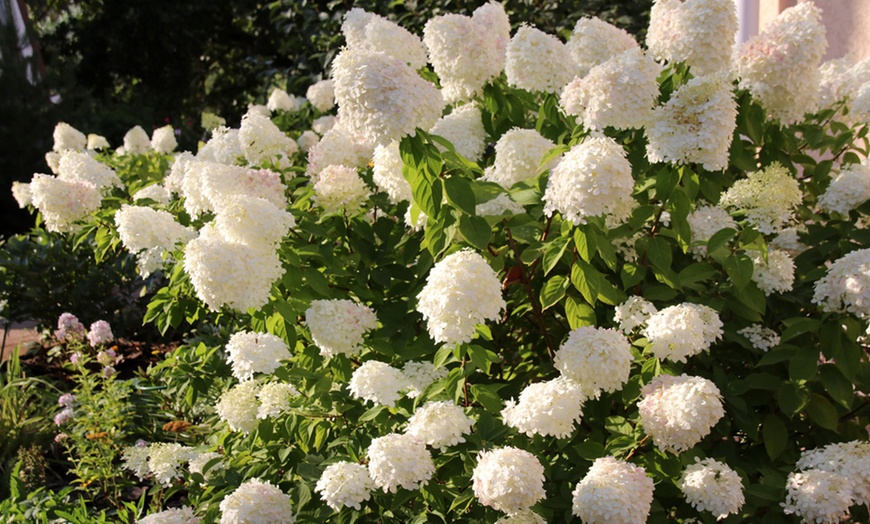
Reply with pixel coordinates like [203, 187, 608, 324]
[1, 0, 651, 237]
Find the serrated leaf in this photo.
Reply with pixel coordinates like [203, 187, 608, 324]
[778, 381, 808, 415]
[646, 236, 673, 272]
[444, 176, 476, 215]
[471, 384, 503, 411]
[725, 253, 754, 291]
[706, 227, 737, 257]
[571, 259, 601, 306]
[780, 318, 820, 343]
[565, 295, 596, 329]
[540, 275, 569, 310]
[573, 227, 596, 262]
[678, 263, 717, 285]
[542, 236, 571, 276]
[762, 414, 788, 460]
[819, 364, 854, 409]
[807, 394, 839, 430]
[656, 168, 680, 201]
[458, 215, 491, 251]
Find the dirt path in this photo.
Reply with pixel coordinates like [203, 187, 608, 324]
[1, 320, 42, 361]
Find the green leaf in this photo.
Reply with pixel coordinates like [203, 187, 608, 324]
[705, 227, 737, 257]
[574, 226, 596, 263]
[819, 364, 854, 409]
[573, 440, 606, 461]
[725, 253, 754, 291]
[458, 215, 491, 251]
[762, 414, 788, 460]
[303, 268, 331, 297]
[571, 259, 601, 306]
[678, 263, 717, 286]
[410, 168, 443, 219]
[542, 236, 571, 276]
[620, 263, 646, 289]
[468, 345, 498, 374]
[778, 381, 809, 415]
[788, 347, 819, 381]
[444, 176, 476, 215]
[565, 295, 596, 329]
[471, 383, 503, 411]
[656, 168, 680, 201]
[540, 275, 569, 310]
[780, 318, 820, 343]
[646, 236, 672, 272]
[806, 394, 838, 430]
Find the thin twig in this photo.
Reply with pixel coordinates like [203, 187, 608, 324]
[505, 228, 555, 359]
[625, 435, 650, 461]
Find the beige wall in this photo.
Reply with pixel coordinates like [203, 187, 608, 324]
[757, 0, 870, 60]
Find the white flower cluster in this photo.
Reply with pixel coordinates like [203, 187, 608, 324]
[687, 205, 737, 259]
[571, 456, 654, 524]
[406, 400, 474, 449]
[637, 374, 725, 453]
[138, 506, 200, 524]
[151, 125, 178, 153]
[312, 164, 372, 215]
[239, 111, 298, 167]
[342, 8, 427, 69]
[197, 126, 244, 165]
[219, 478, 295, 524]
[87, 133, 110, 150]
[401, 360, 448, 398]
[416, 249, 505, 345]
[851, 83, 870, 124]
[11, 181, 31, 208]
[29, 173, 102, 232]
[477, 194, 525, 217]
[267, 88, 299, 113]
[306, 123, 373, 178]
[332, 47, 444, 146]
[226, 331, 290, 381]
[813, 248, 870, 318]
[679, 458, 745, 520]
[114, 205, 197, 275]
[305, 299, 378, 359]
[818, 161, 870, 216]
[737, 324, 780, 351]
[733, 2, 827, 125]
[719, 163, 801, 234]
[147, 443, 197, 486]
[216, 380, 262, 434]
[646, 74, 737, 171]
[122, 443, 151, 480]
[647, 0, 737, 76]
[748, 249, 795, 296]
[213, 194, 295, 250]
[506, 25, 577, 94]
[560, 48, 661, 131]
[188, 451, 224, 476]
[423, 3, 509, 102]
[306, 79, 335, 112]
[123, 125, 152, 155]
[372, 141, 412, 203]
[783, 469, 853, 524]
[495, 511, 547, 524]
[348, 360, 407, 407]
[181, 161, 287, 219]
[429, 103, 486, 161]
[567, 17, 638, 77]
[133, 184, 171, 205]
[501, 376, 586, 438]
[296, 130, 320, 153]
[482, 128, 556, 188]
[472, 447, 546, 515]
[818, 56, 870, 109]
[794, 440, 870, 507]
[315, 461, 374, 511]
[543, 135, 636, 226]
[57, 150, 122, 190]
[614, 296, 657, 333]
[644, 302, 722, 362]
[53, 122, 86, 152]
[554, 326, 633, 395]
[367, 433, 435, 493]
[257, 382, 300, 419]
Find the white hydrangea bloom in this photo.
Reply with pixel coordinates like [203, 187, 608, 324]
[542, 135, 636, 226]
[122, 444, 151, 480]
[247, 104, 271, 117]
[148, 443, 196, 486]
[719, 163, 801, 234]
[647, 0, 737, 76]
[239, 111, 298, 167]
[687, 205, 737, 259]
[401, 360, 448, 398]
[818, 161, 870, 215]
[416, 249, 505, 345]
[482, 128, 556, 189]
[348, 361, 407, 407]
[405, 400, 474, 449]
[305, 299, 378, 359]
[132, 184, 171, 205]
[87, 133, 110, 150]
[138, 506, 200, 524]
[733, 2, 827, 125]
[11, 181, 32, 208]
[795, 440, 870, 506]
[29, 174, 102, 233]
[332, 48, 444, 147]
[614, 296, 658, 333]
[315, 461, 374, 511]
[367, 433, 435, 493]
[226, 331, 290, 382]
[737, 324, 780, 351]
[505, 25, 578, 94]
[472, 447, 546, 515]
[57, 150, 122, 190]
[572, 456, 654, 524]
[423, 12, 505, 102]
[45, 151, 61, 173]
[342, 8, 427, 70]
[477, 194, 525, 216]
[114, 205, 196, 275]
[53, 122, 87, 151]
[429, 103, 487, 161]
[219, 478, 295, 524]
[472, 2, 511, 59]
[164, 152, 194, 195]
[646, 74, 738, 171]
[213, 194, 295, 250]
[851, 82, 870, 124]
[296, 130, 320, 153]
[637, 374, 725, 453]
[748, 249, 795, 296]
[312, 164, 372, 215]
[257, 382, 299, 419]
[567, 17, 639, 77]
[306, 80, 335, 112]
[495, 511, 547, 524]
[151, 125, 178, 153]
[312, 115, 337, 136]
[644, 303, 722, 363]
[305, 123, 373, 178]
[124, 125, 152, 155]
[680, 458, 744, 520]
[770, 226, 807, 257]
[184, 225, 283, 312]
[188, 451, 224, 476]
[197, 127, 244, 165]
[193, 162, 288, 216]
[215, 381, 261, 434]
[201, 112, 227, 132]
[372, 141, 412, 203]
[554, 326, 633, 395]
[560, 48, 661, 131]
[814, 248, 870, 318]
[782, 469, 853, 524]
[501, 376, 586, 439]
[267, 88, 299, 113]
[818, 56, 870, 110]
